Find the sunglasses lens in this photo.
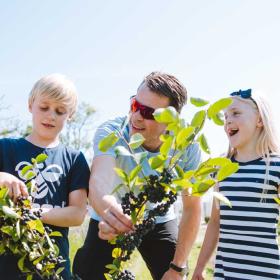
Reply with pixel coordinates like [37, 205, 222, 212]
[130, 98, 155, 120]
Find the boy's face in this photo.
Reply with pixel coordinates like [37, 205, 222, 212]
[29, 95, 71, 143]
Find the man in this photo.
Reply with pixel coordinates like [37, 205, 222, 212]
[73, 72, 201, 280]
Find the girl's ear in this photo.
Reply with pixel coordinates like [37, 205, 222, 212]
[28, 101, 32, 113]
[257, 116, 263, 128]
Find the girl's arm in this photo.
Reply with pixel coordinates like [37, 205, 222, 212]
[41, 188, 88, 227]
[191, 198, 220, 280]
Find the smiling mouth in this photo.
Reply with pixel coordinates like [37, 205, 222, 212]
[42, 123, 55, 128]
[131, 123, 144, 131]
[228, 129, 239, 136]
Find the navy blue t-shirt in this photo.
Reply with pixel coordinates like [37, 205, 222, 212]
[0, 137, 90, 280]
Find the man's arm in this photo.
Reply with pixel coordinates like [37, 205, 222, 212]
[88, 155, 133, 239]
[161, 194, 201, 280]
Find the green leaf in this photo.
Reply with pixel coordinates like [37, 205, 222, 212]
[195, 166, 218, 177]
[112, 248, 122, 258]
[49, 231, 63, 237]
[104, 273, 113, 280]
[206, 157, 232, 167]
[111, 183, 125, 194]
[1, 225, 14, 235]
[114, 168, 129, 183]
[198, 134, 210, 154]
[129, 165, 142, 182]
[134, 151, 148, 164]
[114, 146, 131, 157]
[213, 191, 232, 208]
[190, 97, 209, 107]
[56, 267, 65, 275]
[98, 132, 119, 152]
[217, 163, 239, 181]
[176, 127, 195, 147]
[17, 254, 30, 273]
[26, 219, 45, 235]
[153, 106, 179, 124]
[191, 110, 206, 132]
[2, 206, 20, 219]
[207, 98, 232, 119]
[25, 171, 36, 180]
[27, 274, 33, 280]
[129, 133, 145, 149]
[0, 187, 8, 199]
[211, 112, 224, 126]
[160, 135, 173, 157]
[35, 153, 48, 164]
[20, 165, 33, 177]
[148, 155, 166, 169]
[173, 179, 193, 189]
[274, 197, 280, 205]
[175, 165, 185, 179]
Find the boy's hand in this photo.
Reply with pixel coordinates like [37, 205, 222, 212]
[0, 172, 28, 201]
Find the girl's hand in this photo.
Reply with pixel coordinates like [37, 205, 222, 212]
[191, 267, 205, 280]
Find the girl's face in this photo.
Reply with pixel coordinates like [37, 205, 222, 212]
[224, 98, 263, 152]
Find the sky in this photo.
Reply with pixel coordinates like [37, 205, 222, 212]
[1, 0, 280, 158]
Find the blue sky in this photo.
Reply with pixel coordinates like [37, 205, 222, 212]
[1, 0, 280, 156]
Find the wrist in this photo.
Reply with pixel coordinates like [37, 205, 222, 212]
[169, 261, 189, 277]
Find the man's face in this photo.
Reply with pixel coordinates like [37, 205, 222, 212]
[129, 85, 170, 151]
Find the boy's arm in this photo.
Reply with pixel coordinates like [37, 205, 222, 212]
[0, 172, 28, 200]
[161, 195, 201, 280]
[88, 155, 133, 237]
[41, 188, 88, 227]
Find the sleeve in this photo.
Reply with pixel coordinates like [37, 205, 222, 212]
[68, 151, 90, 193]
[183, 142, 202, 172]
[93, 119, 123, 159]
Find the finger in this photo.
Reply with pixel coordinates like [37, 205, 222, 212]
[109, 204, 133, 228]
[6, 181, 14, 198]
[98, 220, 117, 235]
[19, 181, 28, 197]
[103, 209, 132, 233]
[98, 230, 117, 241]
[12, 181, 21, 201]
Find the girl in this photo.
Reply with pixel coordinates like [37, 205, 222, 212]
[192, 89, 280, 279]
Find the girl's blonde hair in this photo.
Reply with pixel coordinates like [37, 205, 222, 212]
[29, 74, 78, 117]
[226, 92, 280, 158]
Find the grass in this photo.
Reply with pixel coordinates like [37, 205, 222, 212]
[69, 220, 213, 280]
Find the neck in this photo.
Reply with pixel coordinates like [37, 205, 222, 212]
[26, 134, 60, 148]
[235, 145, 260, 162]
[142, 141, 162, 153]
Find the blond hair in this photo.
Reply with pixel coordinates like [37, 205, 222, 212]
[29, 74, 78, 117]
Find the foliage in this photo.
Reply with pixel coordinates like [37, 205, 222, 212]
[98, 96, 238, 279]
[60, 102, 96, 155]
[0, 154, 65, 280]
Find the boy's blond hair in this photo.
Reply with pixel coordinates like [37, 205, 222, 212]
[29, 74, 78, 117]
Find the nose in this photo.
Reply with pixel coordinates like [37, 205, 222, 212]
[47, 110, 56, 120]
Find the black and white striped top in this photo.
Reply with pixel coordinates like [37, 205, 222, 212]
[215, 155, 280, 279]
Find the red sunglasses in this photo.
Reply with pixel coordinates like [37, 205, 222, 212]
[130, 96, 155, 120]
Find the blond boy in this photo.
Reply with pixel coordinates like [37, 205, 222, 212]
[0, 74, 90, 280]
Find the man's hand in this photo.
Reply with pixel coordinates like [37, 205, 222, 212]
[0, 172, 28, 201]
[161, 269, 187, 280]
[98, 195, 133, 240]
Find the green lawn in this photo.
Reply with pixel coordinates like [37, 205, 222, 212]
[69, 221, 213, 280]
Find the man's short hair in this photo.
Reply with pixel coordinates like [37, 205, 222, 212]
[28, 73, 78, 117]
[138, 72, 187, 113]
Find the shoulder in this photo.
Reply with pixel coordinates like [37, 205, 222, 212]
[55, 144, 87, 163]
[96, 117, 128, 133]
[0, 137, 24, 148]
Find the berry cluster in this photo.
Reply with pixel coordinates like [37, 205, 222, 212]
[115, 168, 177, 277]
[0, 193, 64, 280]
[114, 269, 135, 280]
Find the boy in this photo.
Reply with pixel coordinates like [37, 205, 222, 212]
[0, 74, 90, 280]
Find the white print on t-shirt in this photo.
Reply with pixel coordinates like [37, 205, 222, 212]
[15, 161, 63, 199]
